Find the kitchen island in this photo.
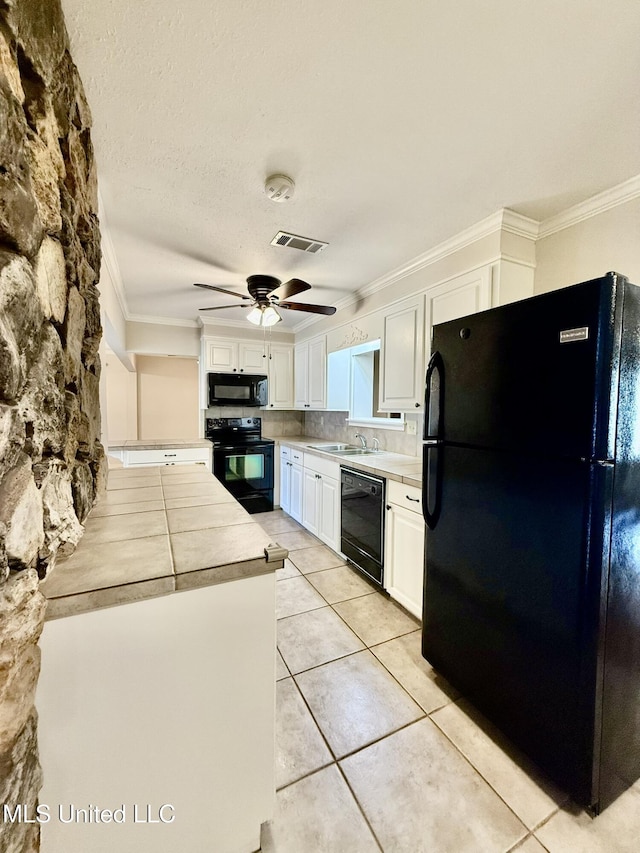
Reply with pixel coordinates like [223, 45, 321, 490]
[37, 465, 285, 853]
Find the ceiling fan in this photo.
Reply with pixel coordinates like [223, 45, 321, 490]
[194, 275, 336, 326]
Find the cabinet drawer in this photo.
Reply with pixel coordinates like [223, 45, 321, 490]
[387, 479, 422, 513]
[304, 453, 340, 480]
[124, 447, 210, 466]
[280, 445, 291, 460]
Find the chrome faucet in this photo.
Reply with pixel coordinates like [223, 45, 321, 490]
[371, 437, 380, 452]
[355, 433, 367, 449]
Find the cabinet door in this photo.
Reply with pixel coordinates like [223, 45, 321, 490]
[425, 267, 492, 356]
[318, 474, 340, 552]
[385, 502, 425, 618]
[205, 340, 238, 372]
[308, 337, 327, 409]
[302, 469, 319, 536]
[279, 458, 291, 513]
[290, 463, 303, 523]
[268, 344, 294, 409]
[379, 296, 424, 412]
[294, 343, 309, 408]
[239, 342, 268, 374]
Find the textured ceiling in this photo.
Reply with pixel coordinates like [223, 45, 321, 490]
[61, 0, 640, 329]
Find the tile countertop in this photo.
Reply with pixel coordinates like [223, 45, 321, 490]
[40, 466, 287, 620]
[266, 434, 423, 490]
[108, 438, 212, 451]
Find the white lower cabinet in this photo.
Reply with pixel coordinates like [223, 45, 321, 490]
[280, 445, 303, 522]
[279, 449, 291, 513]
[301, 453, 340, 552]
[384, 479, 425, 619]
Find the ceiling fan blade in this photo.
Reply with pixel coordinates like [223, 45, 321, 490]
[199, 304, 251, 311]
[278, 301, 336, 315]
[269, 278, 311, 302]
[194, 283, 251, 300]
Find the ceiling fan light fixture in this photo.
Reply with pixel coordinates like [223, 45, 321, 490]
[246, 305, 263, 325]
[262, 305, 282, 326]
[246, 304, 282, 326]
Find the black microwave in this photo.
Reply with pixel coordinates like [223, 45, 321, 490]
[208, 372, 268, 407]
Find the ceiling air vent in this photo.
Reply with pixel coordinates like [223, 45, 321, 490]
[271, 231, 328, 254]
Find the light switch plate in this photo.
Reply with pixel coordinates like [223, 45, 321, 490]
[406, 420, 417, 435]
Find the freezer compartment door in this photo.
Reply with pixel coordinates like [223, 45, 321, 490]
[428, 274, 620, 460]
[422, 445, 611, 806]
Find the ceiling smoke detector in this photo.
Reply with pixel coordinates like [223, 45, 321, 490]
[264, 174, 295, 203]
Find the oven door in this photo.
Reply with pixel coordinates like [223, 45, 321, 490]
[213, 443, 274, 511]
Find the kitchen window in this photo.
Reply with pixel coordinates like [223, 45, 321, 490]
[328, 341, 404, 430]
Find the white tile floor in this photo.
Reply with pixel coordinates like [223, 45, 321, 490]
[256, 509, 640, 853]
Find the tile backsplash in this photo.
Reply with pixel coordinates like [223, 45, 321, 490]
[205, 408, 304, 437]
[303, 411, 421, 457]
[204, 408, 421, 455]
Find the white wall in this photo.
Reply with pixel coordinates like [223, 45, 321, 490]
[136, 355, 200, 439]
[534, 197, 640, 294]
[104, 353, 138, 443]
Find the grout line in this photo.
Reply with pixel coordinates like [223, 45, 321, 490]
[280, 677, 384, 850]
[334, 761, 385, 852]
[274, 759, 335, 795]
[335, 714, 428, 764]
[428, 712, 535, 838]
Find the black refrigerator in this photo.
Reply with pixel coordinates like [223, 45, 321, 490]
[421, 271, 640, 814]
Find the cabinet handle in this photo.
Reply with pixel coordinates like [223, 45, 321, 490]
[415, 402, 420, 407]
[164, 453, 177, 457]
[233, 368, 237, 372]
[406, 495, 420, 502]
[386, 504, 391, 510]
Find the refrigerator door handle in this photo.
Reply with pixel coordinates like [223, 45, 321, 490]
[422, 442, 443, 529]
[423, 350, 444, 441]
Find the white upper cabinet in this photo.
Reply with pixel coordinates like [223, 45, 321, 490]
[425, 267, 492, 355]
[295, 336, 327, 409]
[266, 343, 294, 409]
[202, 335, 293, 409]
[204, 337, 277, 374]
[239, 342, 269, 373]
[205, 339, 239, 373]
[379, 296, 425, 412]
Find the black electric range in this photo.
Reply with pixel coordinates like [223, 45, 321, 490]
[205, 418, 274, 513]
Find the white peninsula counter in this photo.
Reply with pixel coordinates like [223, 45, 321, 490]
[36, 465, 285, 853]
[108, 438, 213, 469]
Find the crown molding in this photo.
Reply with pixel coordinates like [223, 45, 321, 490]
[359, 207, 538, 302]
[538, 174, 640, 239]
[291, 207, 537, 335]
[500, 209, 540, 239]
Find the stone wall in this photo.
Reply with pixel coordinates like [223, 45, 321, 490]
[0, 2, 103, 851]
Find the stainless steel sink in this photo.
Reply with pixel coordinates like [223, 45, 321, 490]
[307, 443, 352, 451]
[307, 443, 385, 457]
[331, 448, 381, 456]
